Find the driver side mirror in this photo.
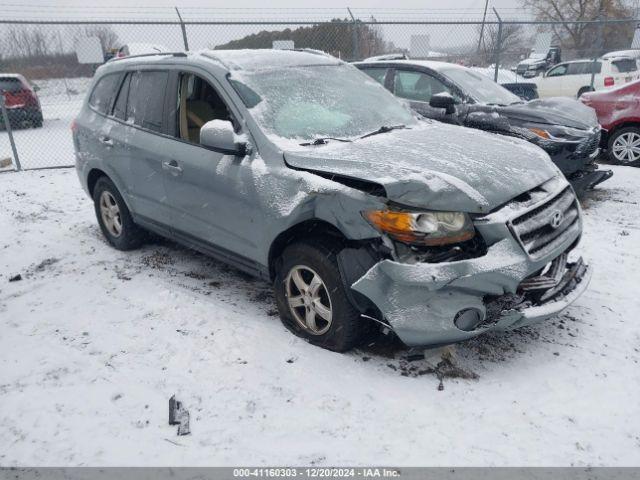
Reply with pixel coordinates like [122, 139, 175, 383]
[200, 120, 247, 156]
[429, 93, 457, 114]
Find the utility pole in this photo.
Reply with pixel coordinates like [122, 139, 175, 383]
[477, 0, 490, 55]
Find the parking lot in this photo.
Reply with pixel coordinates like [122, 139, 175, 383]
[1, 166, 639, 466]
[1, 78, 88, 171]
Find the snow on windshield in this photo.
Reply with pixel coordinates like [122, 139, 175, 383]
[443, 67, 521, 106]
[228, 64, 416, 142]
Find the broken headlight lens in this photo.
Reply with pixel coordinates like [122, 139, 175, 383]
[363, 209, 475, 246]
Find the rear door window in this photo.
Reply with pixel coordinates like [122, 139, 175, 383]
[0, 77, 23, 92]
[612, 59, 638, 73]
[567, 62, 601, 75]
[89, 73, 121, 114]
[125, 71, 169, 133]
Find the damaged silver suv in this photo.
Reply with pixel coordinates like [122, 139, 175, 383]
[73, 49, 592, 352]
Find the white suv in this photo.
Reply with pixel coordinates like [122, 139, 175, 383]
[535, 56, 640, 98]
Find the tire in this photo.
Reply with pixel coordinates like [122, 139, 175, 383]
[577, 86, 594, 98]
[92, 176, 146, 250]
[274, 240, 369, 352]
[607, 126, 640, 166]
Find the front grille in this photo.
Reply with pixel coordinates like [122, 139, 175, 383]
[573, 129, 601, 158]
[509, 186, 580, 260]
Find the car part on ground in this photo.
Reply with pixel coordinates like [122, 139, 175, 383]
[580, 79, 640, 166]
[355, 59, 612, 195]
[74, 49, 590, 351]
[0, 73, 43, 129]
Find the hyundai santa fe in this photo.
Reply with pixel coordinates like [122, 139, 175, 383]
[73, 49, 592, 352]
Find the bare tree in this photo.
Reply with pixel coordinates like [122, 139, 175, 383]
[81, 26, 120, 52]
[475, 22, 526, 65]
[3, 26, 55, 58]
[520, 0, 635, 56]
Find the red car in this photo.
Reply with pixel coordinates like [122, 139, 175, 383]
[0, 74, 43, 129]
[581, 79, 640, 166]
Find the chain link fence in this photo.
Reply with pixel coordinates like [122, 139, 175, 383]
[1, 10, 638, 171]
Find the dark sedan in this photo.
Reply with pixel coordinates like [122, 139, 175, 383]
[355, 60, 612, 195]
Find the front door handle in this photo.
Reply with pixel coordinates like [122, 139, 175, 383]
[162, 160, 183, 176]
[99, 136, 114, 147]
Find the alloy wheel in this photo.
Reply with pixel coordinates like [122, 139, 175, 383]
[612, 131, 640, 164]
[285, 265, 333, 335]
[99, 191, 123, 237]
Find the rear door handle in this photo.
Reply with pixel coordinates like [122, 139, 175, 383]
[162, 160, 183, 176]
[98, 136, 114, 147]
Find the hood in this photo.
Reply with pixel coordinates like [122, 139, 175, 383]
[282, 122, 559, 214]
[490, 97, 599, 129]
[519, 57, 546, 67]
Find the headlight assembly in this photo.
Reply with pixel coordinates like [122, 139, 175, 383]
[363, 209, 475, 246]
[525, 123, 591, 142]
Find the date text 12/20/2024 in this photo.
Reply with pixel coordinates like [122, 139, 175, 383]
[233, 468, 402, 478]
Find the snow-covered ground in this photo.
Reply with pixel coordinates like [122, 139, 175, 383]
[0, 78, 89, 171]
[1, 166, 639, 466]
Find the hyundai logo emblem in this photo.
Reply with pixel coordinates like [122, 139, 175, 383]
[550, 210, 564, 229]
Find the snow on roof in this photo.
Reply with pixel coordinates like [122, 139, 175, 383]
[201, 49, 342, 71]
[355, 58, 466, 72]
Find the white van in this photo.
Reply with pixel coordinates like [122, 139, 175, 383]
[535, 56, 640, 98]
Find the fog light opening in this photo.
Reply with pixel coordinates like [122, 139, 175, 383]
[454, 308, 484, 332]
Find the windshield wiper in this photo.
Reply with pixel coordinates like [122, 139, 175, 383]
[360, 124, 406, 139]
[299, 137, 353, 146]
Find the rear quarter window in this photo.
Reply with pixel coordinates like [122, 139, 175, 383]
[612, 59, 638, 73]
[89, 73, 122, 114]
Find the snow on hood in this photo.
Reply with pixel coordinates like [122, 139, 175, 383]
[519, 57, 546, 66]
[282, 121, 559, 214]
[502, 96, 598, 129]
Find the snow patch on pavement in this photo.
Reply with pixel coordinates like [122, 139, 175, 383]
[0, 167, 639, 466]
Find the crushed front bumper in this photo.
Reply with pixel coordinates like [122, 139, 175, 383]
[351, 236, 592, 348]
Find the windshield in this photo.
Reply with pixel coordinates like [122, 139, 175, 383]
[228, 64, 416, 141]
[442, 67, 521, 106]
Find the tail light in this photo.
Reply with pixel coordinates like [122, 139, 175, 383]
[604, 77, 615, 87]
[71, 119, 78, 132]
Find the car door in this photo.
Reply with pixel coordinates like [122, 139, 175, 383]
[567, 61, 597, 96]
[390, 68, 459, 119]
[160, 68, 263, 270]
[539, 63, 568, 97]
[109, 68, 175, 227]
[76, 72, 125, 184]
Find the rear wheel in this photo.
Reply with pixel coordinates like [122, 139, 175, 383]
[93, 176, 146, 250]
[274, 240, 370, 352]
[607, 126, 640, 166]
[577, 86, 594, 98]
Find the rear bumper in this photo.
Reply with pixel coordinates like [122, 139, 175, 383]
[0, 106, 42, 127]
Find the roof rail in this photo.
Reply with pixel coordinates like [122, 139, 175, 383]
[108, 52, 187, 63]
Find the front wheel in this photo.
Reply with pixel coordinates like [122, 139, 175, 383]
[607, 126, 640, 166]
[274, 241, 370, 352]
